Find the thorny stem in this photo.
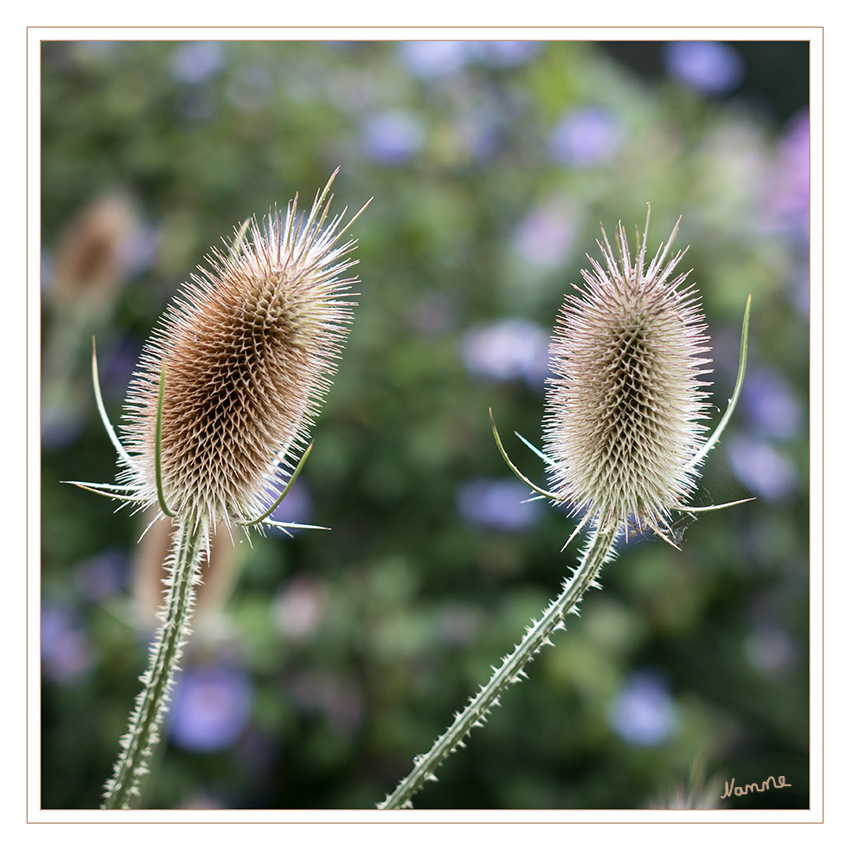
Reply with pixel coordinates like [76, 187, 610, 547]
[377, 524, 619, 810]
[102, 520, 208, 809]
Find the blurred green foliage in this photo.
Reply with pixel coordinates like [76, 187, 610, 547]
[40, 39, 810, 810]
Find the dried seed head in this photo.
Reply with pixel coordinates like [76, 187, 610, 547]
[50, 192, 140, 306]
[542, 211, 712, 541]
[120, 173, 364, 529]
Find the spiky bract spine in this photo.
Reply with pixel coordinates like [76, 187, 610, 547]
[120, 174, 360, 530]
[543, 213, 712, 541]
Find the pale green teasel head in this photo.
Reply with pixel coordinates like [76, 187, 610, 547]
[491, 207, 753, 551]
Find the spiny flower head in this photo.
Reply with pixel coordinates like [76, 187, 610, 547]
[49, 191, 140, 306]
[542, 210, 712, 543]
[120, 171, 365, 530]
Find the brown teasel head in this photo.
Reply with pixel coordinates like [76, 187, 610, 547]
[49, 191, 140, 307]
[542, 211, 713, 542]
[120, 172, 365, 530]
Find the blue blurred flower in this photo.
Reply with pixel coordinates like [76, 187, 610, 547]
[73, 548, 128, 601]
[170, 41, 226, 84]
[452, 108, 502, 164]
[260, 478, 313, 536]
[397, 41, 472, 79]
[470, 41, 541, 68]
[41, 604, 97, 684]
[727, 435, 797, 502]
[548, 106, 621, 168]
[361, 110, 425, 164]
[461, 317, 550, 388]
[100, 335, 143, 401]
[123, 221, 161, 279]
[664, 41, 744, 95]
[457, 478, 543, 532]
[41, 247, 53, 292]
[41, 406, 86, 449]
[169, 664, 253, 753]
[765, 109, 810, 235]
[512, 200, 577, 269]
[742, 369, 803, 441]
[607, 670, 678, 746]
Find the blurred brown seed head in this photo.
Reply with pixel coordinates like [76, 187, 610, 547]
[49, 192, 140, 306]
[648, 755, 725, 809]
[133, 513, 241, 634]
[543, 213, 712, 542]
[121, 173, 364, 529]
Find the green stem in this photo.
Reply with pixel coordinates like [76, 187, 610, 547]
[377, 524, 619, 810]
[102, 520, 208, 809]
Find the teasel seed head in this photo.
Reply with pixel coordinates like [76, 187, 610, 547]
[49, 191, 140, 308]
[120, 171, 366, 531]
[542, 209, 713, 542]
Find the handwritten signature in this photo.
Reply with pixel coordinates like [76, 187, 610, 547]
[721, 775, 792, 799]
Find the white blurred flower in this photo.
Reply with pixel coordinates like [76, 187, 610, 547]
[512, 200, 577, 269]
[461, 317, 550, 388]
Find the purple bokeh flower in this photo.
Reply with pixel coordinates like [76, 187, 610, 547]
[457, 478, 543, 532]
[41, 406, 86, 449]
[512, 201, 577, 269]
[41, 247, 53, 292]
[397, 41, 472, 79]
[470, 41, 541, 68]
[100, 336, 143, 401]
[170, 41, 226, 84]
[361, 110, 425, 164]
[461, 317, 550, 388]
[607, 670, 678, 747]
[549, 106, 621, 168]
[41, 604, 97, 683]
[169, 664, 253, 753]
[664, 41, 744, 95]
[123, 221, 161, 279]
[741, 369, 803, 441]
[727, 435, 797, 502]
[260, 478, 314, 537]
[73, 548, 128, 601]
[452, 108, 502, 163]
[764, 109, 810, 235]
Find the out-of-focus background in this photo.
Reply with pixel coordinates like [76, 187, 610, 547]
[40, 39, 810, 810]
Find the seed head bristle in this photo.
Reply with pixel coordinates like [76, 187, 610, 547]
[120, 173, 364, 529]
[543, 211, 713, 541]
